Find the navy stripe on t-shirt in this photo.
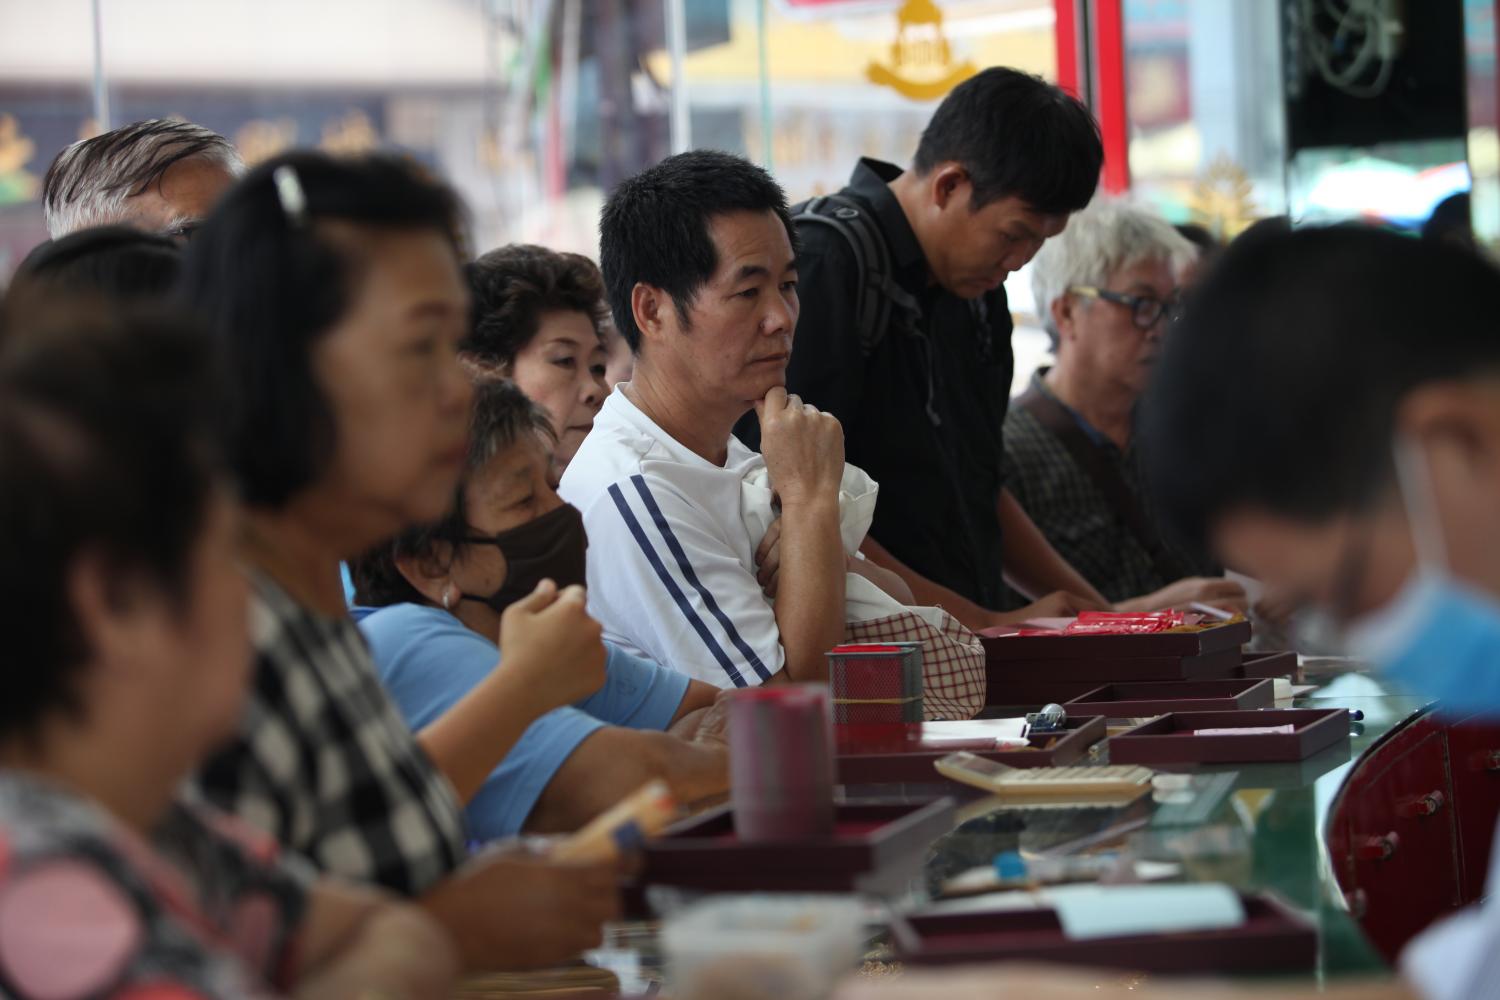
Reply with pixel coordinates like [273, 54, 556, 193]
[607, 480, 748, 687]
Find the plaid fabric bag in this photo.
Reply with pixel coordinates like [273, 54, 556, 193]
[844, 609, 986, 721]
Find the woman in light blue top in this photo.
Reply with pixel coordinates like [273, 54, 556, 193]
[350, 377, 728, 840]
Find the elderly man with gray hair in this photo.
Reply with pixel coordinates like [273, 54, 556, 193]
[1003, 199, 1246, 611]
[41, 118, 242, 239]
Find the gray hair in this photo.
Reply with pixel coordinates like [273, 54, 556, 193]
[1029, 198, 1197, 346]
[41, 119, 244, 238]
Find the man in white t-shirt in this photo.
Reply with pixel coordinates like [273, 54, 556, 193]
[562, 150, 907, 688]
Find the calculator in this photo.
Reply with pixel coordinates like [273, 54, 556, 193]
[934, 752, 1154, 804]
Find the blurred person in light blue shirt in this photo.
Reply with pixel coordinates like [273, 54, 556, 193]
[836, 226, 1500, 1000]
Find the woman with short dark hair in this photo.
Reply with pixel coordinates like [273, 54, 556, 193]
[465, 244, 609, 473]
[180, 150, 618, 971]
[0, 300, 453, 999]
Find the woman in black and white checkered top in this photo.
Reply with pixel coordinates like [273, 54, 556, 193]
[181, 150, 620, 972]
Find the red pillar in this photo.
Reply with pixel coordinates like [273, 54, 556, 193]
[1054, 0, 1081, 98]
[1093, 0, 1131, 194]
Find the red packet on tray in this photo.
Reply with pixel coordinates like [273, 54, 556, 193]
[981, 614, 1252, 661]
[1017, 610, 1190, 636]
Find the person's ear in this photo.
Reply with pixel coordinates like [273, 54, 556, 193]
[930, 164, 970, 212]
[631, 283, 673, 348]
[396, 542, 461, 608]
[1050, 294, 1080, 346]
[67, 551, 159, 685]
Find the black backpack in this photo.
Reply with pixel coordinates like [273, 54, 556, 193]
[793, 193, 922, 360]
[793, 193, 993, 426]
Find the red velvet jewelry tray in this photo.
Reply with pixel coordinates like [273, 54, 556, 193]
[985, 648, 1242, 707]
[979, 619, 1251, 661]
[1237, 650, 1301, 680]
[890, 892, 1316, 973]
[638, 798, 955, 893]
[1108, 709, 1350, 765]
[1064, 679, 1275, 717]
[834, 716, 1107, 784]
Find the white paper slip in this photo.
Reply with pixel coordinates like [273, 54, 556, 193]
[1046, 883, 1245, 940]
[921, 719, 1031, 747]
[1194, 725, 1295, 736]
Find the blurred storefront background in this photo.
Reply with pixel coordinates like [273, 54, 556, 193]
[0, 0, 1489, 387]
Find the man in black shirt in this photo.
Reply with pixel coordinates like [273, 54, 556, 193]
[740, 68, 1139, 629]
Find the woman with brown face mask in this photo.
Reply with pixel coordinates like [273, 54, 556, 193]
[349, 375, 730, 839]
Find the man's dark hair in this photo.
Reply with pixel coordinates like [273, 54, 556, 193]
[178, 150, 466, 509]
[42, 119, 242, 238]
[913, 67, 1102, 215]
[11, 226, 181, 304]
[1141, 224, 1500, 550]
[464, 244, 606, 368]
[0, 300, 225, 740]
[1175, 223, 1222, 258]
[599, 150, 795, 351]
[350, 376, 554, 608]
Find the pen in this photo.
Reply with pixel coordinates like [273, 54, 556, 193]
[1189, 601, 1235, 621]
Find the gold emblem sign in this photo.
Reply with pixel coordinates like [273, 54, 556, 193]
[867, 0, 977, 101]
[1187, 154, 1259, 240]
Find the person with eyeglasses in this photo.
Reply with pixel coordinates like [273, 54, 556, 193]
[1004, 198, 1248, 613]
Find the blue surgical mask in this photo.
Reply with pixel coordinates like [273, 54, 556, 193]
[1342, 439, 1500, 719]
[1345, 570, 1500, 718]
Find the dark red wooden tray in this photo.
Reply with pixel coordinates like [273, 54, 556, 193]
[979, 619, 1251, 661]
[1238, 650, 1300, 679]
[1065, 679, 1275, 717]
[639, 798, 954, 892]
[834, 717, 1108, 784]
[1109, 709, 1350, 764]
[890, 892, 1316, 973]
[986, 649, 1242, 707]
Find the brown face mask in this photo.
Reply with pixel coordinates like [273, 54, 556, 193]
[458, 502, 588, 612]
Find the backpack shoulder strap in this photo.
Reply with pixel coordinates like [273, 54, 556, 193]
[1015, 384, 1190, 586]
[794, 194, 918, 358]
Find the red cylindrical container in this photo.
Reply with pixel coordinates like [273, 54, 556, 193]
[727, 685, 835, 842]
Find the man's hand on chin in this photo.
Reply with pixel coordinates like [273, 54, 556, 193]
[754, 386, 844, 509]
